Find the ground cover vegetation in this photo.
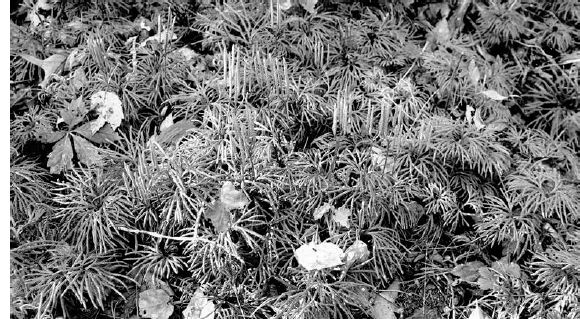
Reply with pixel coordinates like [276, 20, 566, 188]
[9, 0, 580, 318]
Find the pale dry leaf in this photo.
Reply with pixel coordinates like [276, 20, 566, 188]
[47, 135, 73, 174]
[299, 0, 317, 13]
[451, 261, 485, 282]
[205, 201, 231, 233]
[468, 59, 480, 87]
[89, 91, 124, 133]
[141, 28, 177, 48]
[183, 287, 215, 319]
[220, 181, 249, 210]
[295, 242, 344, 271]
[71, 68, 87, 90]
[279, 0, 294, 11]
[21, 53, 67, 88]
[343, 240, 370, 269]
[333, 206, 351, 228]
[480, 89, 508, 101]
[432, 18, 450, 45]
[473, 108, 486, 130]
[313, 202, 334, 220]
[160, 113, 174, 133]
[139, 289, 174, 319]
[468, 304, 490, 319]
[370, 280, 400, 319]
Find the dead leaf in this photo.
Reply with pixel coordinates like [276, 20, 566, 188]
[183, 287, 215, 319]
[47, 135, 73, 174]
[298, 0, 317, 13]
[20, 53, 67, 88]
[279, 0, 295, 11]
[332, 206, 351, 228]
[141, 28, 177, 48]
[156, 120, 196, 145]
[468, 303, 490, 319]
[89, 91, 124, 133]
[295, 242, 344, 271]
[205, 201, 231, 233]
[160, 114, 174, 132]
[220, 181, 249, 210]
[480, 89, 508, 101]
[451, 261, 485, 282]
[313, 202, 333, 220]
[343, 240, 370, 269]
[71, 68, 87, 90]
[71, 134, 101, 167]
[370, 280, 400, 319]
[139, 289, 174, 319]
[468, 60, 480, 87]
[473, 108, 486, 130]
[431, 18, 450, 45]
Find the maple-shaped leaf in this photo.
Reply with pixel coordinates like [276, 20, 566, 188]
[333, 206, 351, 228]
[295, 242, 344, 271]
[89, 91, 124, 133]
[20, 53, 67, 88]
[183, 287, 215, 319]
[71, 134, 101, 167]
[205, 201, 231, 233]
[47, 135, 74, 174]
[60, 97, 87, 128]
[36, 129, 66, 144]
[139, 289, 174, 319]
[220, 181, 249, 210]
[75, 123, 119, 144]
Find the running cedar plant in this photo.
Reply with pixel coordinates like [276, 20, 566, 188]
[9, 0, 580, 319]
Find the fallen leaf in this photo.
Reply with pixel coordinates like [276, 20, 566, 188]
[139, 289, 174, 319]
[220, 181, 249, 210]
[298, 0, 317, 13]
[141, 28, 177, 48]
[473, 108, 486, 129]
[156, 120, 196, 145]
[71, 68, 87, 90]
[480, 89, 508, 101]
[370, 280, 400, 319]
[71, 134, 101, 167]
[451, 261, 486, 282]
[89, 91, 124, 133]
[160, 113, 174, 132]
[205, 201, 231, 233]
[333, 206, 351, 228]
[476, 267, 496, 290]
[183, 287, 215, 319]
[47, 135, 73, 174]
[313, 202, 333, 220]
[75, 123, 119, 144]
[431, 18, 450, 45]
[279, 0, 295, 11]
[343, 240, 370, 269]
[20, 53, 67, 88]
[295, 242, 344, 271]
[468, 60, 480, 87]
[468, 303, 490, 319]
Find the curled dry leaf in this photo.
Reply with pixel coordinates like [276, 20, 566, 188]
[313, 202, 333, 220]
[89, 91, 124, 133]
[220, 181, 249, 210]
[468, 303, 491, 319]
[343, 240, 370, 269]
[139, 289, 174, 319]
[480, 89, 508, 101]
[295, 242, 344, 271]
[20, 53, 67, 88]
[333, 206, 351, 228]
[183, 287, 215, 319]
[370, 280, 400, 319]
